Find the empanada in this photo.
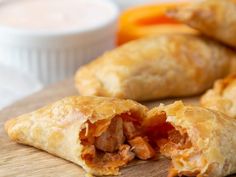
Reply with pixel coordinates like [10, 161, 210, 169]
[168, 0, 236, 48]
[143, 101, 236, 177]
[5, 96, 156, 176]
[201, 74, 236, 119]
[75, 34, 236, 101]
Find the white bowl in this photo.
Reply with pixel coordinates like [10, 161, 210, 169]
[0, 0, 119, 84]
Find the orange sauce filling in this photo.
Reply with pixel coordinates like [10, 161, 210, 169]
[143, 111, 192, 158]
[80, 113, 155, 169]
[143, 111, 194, 177]
[80, 110, 193, 174]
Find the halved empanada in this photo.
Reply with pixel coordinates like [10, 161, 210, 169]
[143, 101, 236, 177]
[201, 74, 236, 119]
[5, 96, 156, 176]
[75, 34, 236, 101]
[168, 0, 236, 48]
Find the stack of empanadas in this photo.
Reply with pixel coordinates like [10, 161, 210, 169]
[5, 97, 236, 177]
[75, 0, 236, 102]
[168, 0, 236, 118]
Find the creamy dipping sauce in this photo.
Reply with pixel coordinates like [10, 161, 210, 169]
[0, 0, 117, 31]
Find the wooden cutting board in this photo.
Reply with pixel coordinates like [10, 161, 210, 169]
[0, 78, 215, 177]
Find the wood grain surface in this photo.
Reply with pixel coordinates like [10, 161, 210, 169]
[0, 79, 233, 177]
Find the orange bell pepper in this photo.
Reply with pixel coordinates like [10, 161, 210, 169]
[117, 3, 197, 45]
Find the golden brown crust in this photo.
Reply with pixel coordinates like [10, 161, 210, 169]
[168, 0, 236, 48]
[5, 96, 147, 176]
[201, 74, 236, 119]
[154, 101, 236, 177]
[75, 34, 236, 101]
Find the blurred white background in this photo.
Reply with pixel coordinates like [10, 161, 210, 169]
[0, 65, 42, 108]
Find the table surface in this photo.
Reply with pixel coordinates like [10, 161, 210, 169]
[0, 79, 234, 177]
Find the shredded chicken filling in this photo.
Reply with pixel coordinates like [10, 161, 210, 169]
[155, 126, 203, 177]
[157, 129, 192, 158]
[80, 113, 155, 169]
[143, 111, 202, 177]
[159, 129, 204, 177]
